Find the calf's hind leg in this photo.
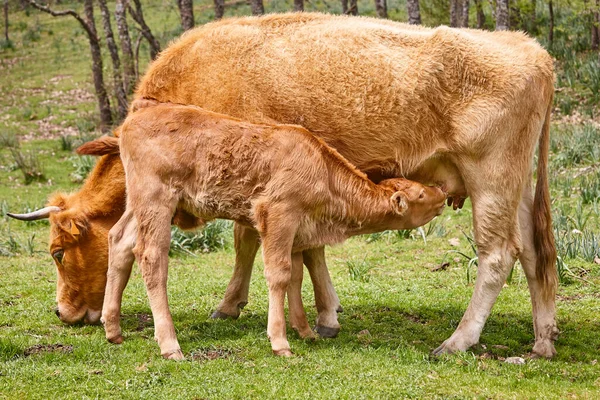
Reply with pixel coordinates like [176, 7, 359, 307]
[288, 252, 317, 339]
[214, 225, 342, 337]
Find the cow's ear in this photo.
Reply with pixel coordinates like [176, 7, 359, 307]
[390, 191, 408, 215]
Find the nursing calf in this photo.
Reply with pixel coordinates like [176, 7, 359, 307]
[102, 101, 446, 358]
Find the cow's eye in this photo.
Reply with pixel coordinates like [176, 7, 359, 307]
[52, 249, 64, 264]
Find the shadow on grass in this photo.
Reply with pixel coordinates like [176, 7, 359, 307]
[152, 302, 600, 363]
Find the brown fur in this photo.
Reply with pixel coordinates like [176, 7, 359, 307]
[102, 102, 446, 357]
[21, 13, 557, 357]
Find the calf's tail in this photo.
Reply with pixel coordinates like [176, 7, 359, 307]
[77, 135, 120, 156]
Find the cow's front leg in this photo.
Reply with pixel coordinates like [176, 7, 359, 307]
[212, 223, 260, 319]
[134, 204, 183, 360]
[303, 247, 342, 338]
[102, 210, 137, 344]
[288, 252, 317, 339]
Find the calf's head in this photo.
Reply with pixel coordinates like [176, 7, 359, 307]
[380, 178, 447, 229]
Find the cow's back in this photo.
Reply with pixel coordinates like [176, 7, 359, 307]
[136, 13, 553, 175]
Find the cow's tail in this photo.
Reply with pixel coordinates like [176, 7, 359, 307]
[532, 93, 558, 301]
[77, 135, 120, 156]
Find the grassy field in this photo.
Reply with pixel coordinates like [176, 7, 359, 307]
[1, 2, 600, 399]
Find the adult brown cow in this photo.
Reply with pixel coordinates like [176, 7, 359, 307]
[10, 13, 558, 357]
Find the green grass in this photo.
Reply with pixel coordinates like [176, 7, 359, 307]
[1, 130, 599, 398]
[2, 2, 600, 398]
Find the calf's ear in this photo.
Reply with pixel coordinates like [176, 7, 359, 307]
[390, 191, 408, 215]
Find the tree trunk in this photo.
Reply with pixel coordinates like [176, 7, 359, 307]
[3, 0, 8, 42]
[529, 0, 537, 33]
[450, 0, 461, 27]
[407, 0, 421, 25]
[214, 0, 224, 19]
[548, 0, 554, 46]
[83, 0, 112, 129]
[474, 0, 485, 28]
[592, 0, 599, 50]
[98, 0, 127, 121]
[461, 0, 469, 27]
[347, 0, 358, 15]
[509, 0, 521, 30]
[249, 0, 264, 15]
[177, 0, 194, 31]
[375, 0, 387, 18]
[294, 0, 303, 12]
[496, 0, 509, 30]
[26, 0, 113, 129]
[115, 0, 135, 93]
[341, 0, 348, 13]
[128, 0, 161, 60]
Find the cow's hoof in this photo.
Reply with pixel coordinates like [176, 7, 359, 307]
[211, 310, 234, 320]
[107, 334, 124, 344]
[336, 305, 344, 313]
[315, 325, 340, 338]
[273, 348, 293, 357]
[531, 340, 557, 359]
[162, 349, 185, 361]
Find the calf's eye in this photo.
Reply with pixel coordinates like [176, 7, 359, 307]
[52, 249, 64, 264]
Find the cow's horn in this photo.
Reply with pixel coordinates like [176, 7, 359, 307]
[6, 206, 61, 221]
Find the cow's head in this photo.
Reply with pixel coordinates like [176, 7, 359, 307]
[8, 153, 126, 325]
[380, 178, 447, 229]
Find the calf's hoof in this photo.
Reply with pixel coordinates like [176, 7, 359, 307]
[336, 305, 344, 313]
[273, 348, 293, 357]
[162, 349, 185, 361]
[314, 325, 340, 338]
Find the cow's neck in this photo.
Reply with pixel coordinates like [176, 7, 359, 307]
[76, 154, 126, 220]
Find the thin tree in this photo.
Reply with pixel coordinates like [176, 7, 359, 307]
[249, 0, 264, 15]
[115, 0, 135, 93]
[450, 0, 462, 27]
[592, 0, 599, 50]
[375, 0, 387, 18]
[496, 0, 509, 30]
[461, 0, 470, 27]
[407, 0, 421, 24]
[3, 0, 8, 42]
[98, 0, 127, 120]
[294, 0, 303, 12]
[548, 0, 554, 46]
[474, 0, 485, 28]
[177, 0, 194, 31]
[128, 0, 161, 60]
[348, 0, 358, 15]
[27, 0, 112, 129]
[213, 0, 224, 19]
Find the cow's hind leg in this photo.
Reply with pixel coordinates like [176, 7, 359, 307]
[433, 161, 525, 355]
[102, 209, 137, 344]
[212, 223, 260, 319]
[518, 185, 559, 358]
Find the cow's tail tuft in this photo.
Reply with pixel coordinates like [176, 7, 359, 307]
[77, 135, 120, 156]
[533, 93, 558, 301]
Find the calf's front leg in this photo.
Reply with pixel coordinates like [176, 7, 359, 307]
[134, 204, 184, 360]
[102, 210, 137, 344]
